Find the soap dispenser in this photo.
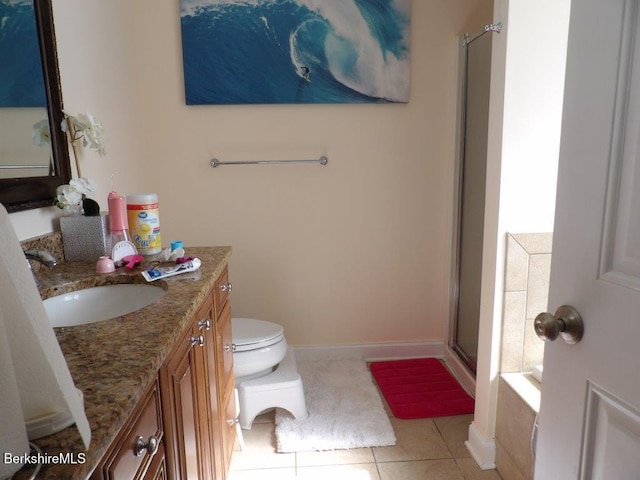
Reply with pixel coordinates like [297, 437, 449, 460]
[108, 191, 137, 265]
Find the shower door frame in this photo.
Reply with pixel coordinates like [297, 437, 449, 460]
[449, 25, 498, 376]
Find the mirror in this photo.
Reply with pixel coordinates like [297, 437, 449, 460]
[0, 0, 71, 213]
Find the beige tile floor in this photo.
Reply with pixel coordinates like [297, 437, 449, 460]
[228, 393, 503, 480]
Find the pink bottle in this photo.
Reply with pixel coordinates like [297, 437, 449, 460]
[108, 191, 139, 265]
[108, 191, 132, 244]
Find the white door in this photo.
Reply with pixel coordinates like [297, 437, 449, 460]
[535, 0, 640, 478]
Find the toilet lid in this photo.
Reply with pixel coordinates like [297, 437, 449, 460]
[232, 318, 284, 351]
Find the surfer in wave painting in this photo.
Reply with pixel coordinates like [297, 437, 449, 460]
[301, 65, 311, 83]
[180, 0, 410, 105]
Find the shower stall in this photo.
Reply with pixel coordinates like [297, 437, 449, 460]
[450, 24, 499, 375]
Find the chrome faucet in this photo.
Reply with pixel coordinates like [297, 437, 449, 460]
[24, 248, 58, 269]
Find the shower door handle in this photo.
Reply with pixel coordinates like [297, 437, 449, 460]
[534, 305, 584, 344]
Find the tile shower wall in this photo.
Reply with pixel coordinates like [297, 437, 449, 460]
[501, 233, 552, 373]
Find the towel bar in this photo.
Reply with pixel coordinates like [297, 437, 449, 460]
[210, 156, 327, 168]
[0, 164, 50, 169]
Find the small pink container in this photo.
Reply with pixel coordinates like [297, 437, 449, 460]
[96, 256, 115, 274]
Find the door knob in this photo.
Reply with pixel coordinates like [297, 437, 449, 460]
[534, 305, 584, 344]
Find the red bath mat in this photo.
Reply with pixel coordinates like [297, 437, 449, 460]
[370, 358, 475, 419]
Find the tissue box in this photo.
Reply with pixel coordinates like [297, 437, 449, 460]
[60, 213, 111, 262]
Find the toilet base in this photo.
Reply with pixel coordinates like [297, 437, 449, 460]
[237, 346, 307, 430]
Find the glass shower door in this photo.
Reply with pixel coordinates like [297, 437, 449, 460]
[451, 30, 493, 375]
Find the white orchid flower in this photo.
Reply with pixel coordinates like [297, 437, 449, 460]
[62, 111, 107, 156]
[55, 111, 106, 213]
[69, 177, 97, 196]
[32, 117, 51, 147]
[55, 176, 97, 213]
[55, 184, 83, 213]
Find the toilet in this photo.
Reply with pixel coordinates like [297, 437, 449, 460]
[232, 318, 307, 429]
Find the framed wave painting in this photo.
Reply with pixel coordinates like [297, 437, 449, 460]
[179, 0, 411, 105]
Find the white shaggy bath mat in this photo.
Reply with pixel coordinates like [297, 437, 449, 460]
[274, 357, 396, 452]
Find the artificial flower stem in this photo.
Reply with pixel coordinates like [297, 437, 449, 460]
[66, 120, 83, 178]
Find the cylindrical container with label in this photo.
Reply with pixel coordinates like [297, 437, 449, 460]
[126, 193, 161, 255]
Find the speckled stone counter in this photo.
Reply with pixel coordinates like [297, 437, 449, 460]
[14, 246, 231, 480]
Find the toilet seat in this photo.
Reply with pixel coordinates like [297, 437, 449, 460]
[232, 318, 284, 352]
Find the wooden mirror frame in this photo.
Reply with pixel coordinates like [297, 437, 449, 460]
[0, 0, 71, 213]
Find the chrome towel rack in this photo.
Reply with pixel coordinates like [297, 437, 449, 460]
[210, 156, 328, 168]
[0, 164, 50, 170]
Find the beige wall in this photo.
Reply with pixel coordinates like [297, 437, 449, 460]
[12, 0, 488, 347]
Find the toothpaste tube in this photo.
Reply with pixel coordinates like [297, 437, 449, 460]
[142, 258, 202, 282]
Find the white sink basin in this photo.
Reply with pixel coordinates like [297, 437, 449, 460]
[44, 284, 166, 328]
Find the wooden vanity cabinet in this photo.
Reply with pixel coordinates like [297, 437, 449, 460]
[160, 294, 216, 480]
[93, 265, 235, 480]
[91, 380, 166, 480]
[159, 266, 235, 480]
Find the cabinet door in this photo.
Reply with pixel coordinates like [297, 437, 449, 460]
[197, 294, 225, 480]
[161, 271, 234, 480]
[92, 380, 166, 480]
[216, 299, 236, 472]
[216, 300, 234, 388]
[214, 267, 230, 319]
[160, 324, 211, 480]
[145, 442, 167, 480]
[220, 385, 237, 473]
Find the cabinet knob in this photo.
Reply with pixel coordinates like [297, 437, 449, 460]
[190, 334, 205, 347]
[220, 282, 233, 292]
[225, 343, 236, 353]
[227, 418, 239, 426]
[134, 435, 159, 457]
[198, 318, 212, 331]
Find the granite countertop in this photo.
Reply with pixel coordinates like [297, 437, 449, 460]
[15, 246, 232, 480]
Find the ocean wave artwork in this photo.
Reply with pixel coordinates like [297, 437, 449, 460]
[0, 0, 46, 108]
[180, 0, 411, 105]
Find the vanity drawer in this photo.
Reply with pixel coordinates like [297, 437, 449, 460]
[214, 266, 231, 318]
[93, 380, 165, 480]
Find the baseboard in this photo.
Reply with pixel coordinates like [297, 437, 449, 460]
[466, 421, 496, 470]
[292, 340, 444, 362]
[443, 346, 476, 397]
